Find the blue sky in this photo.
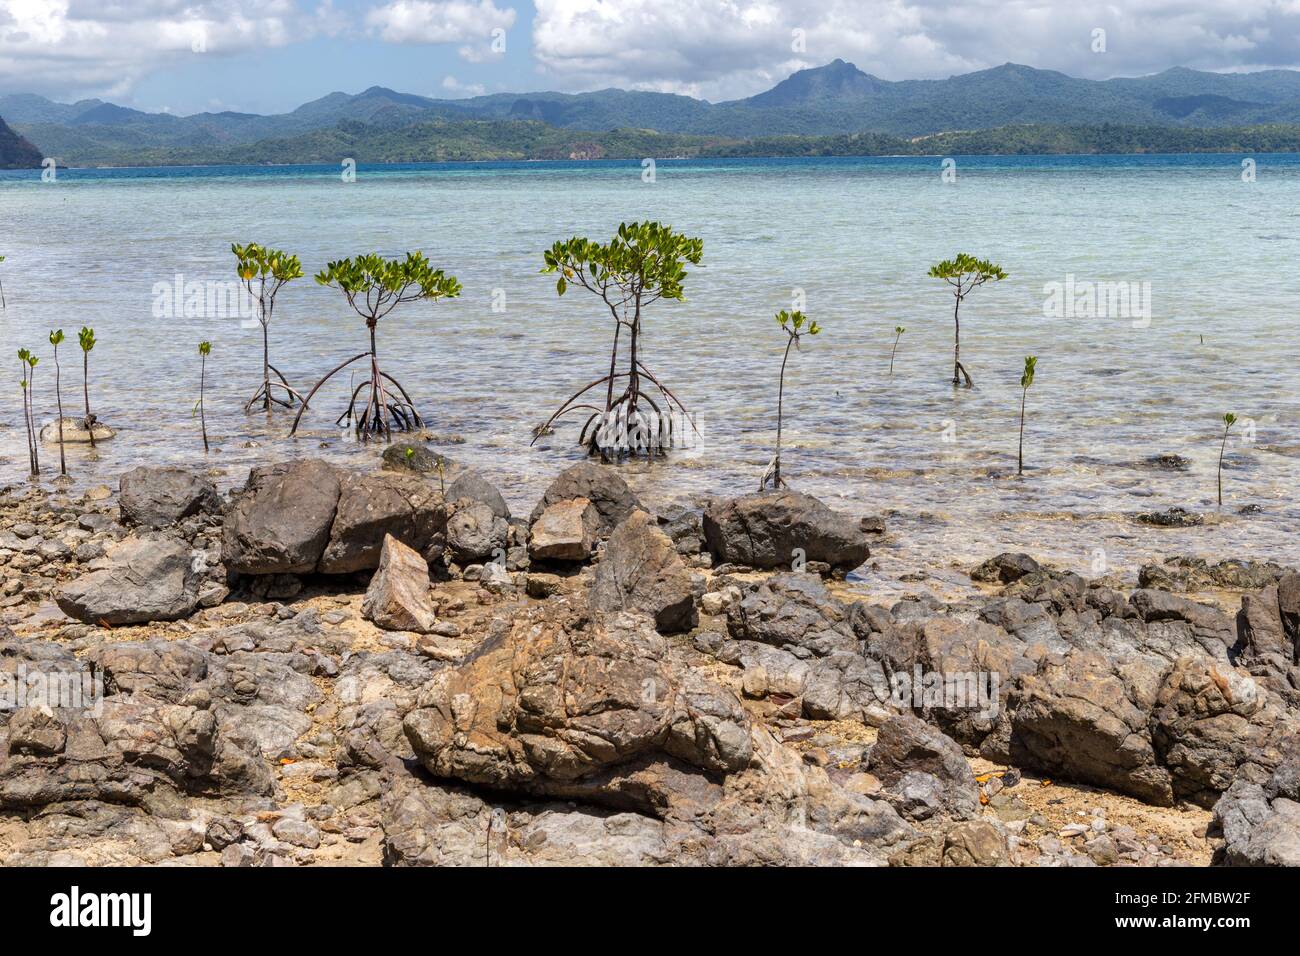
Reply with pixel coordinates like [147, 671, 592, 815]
[4, 1, 1300, 116]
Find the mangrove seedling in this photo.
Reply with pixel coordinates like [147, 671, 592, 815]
[291, 252, 460, 440]
[232, 242, 305, 412]
[1218, 413, 1237, 506]
[889, 325, 905, 374]
[535, 221, 704, 459]
[1018, 355, 1037, 476]
[0, 255, 6, 310]
[78, 326, 97, 446]
[927, 253, 1007, 388]
[197, 341, 212, 452]
[18, 348, 39, 476]
[760, 310, 822, 491]
[49, 329, 67, 476]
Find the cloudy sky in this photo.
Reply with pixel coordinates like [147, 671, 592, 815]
[3, 0, 1300, 114]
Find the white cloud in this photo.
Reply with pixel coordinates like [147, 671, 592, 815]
[531, 0, 1300, 100]
[365, 0, 515, 46]
[441, 73, 485, 96]
[0, 0, 302, 99]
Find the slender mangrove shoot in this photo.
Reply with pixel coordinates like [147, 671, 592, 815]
[49, 329, 67, 476]
[198, 341, 212, 452]
[1018, 355, 1037, 476]
[233, 243, 305, 412]
[760, 309, 822, 491]
[889, 325, 905, 375]
[78, 326, 97, 447]
[1218, 412, 1237, 507]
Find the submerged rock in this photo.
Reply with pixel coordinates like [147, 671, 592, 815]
[40, 416, 115, 444]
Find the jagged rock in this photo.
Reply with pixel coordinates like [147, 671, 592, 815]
[703, 491, 870, 573]
[445, 471, 510, 519]
[528, 462, 641, 534]
[1140, 556, 1291, 593]
[1151, 656, 1291, 807]
[223, 459, 341, 574]
[319, 471, 446, 574]
[971, 552, 1040, 584]
[445, 499, 508, 564]
[591, 510, 697, 633]
[223, 460, 446, 575]
[866, 714, 979, 821]
[118, 466, 221, 529]
[56, 535, 199, 625]
[1008, 650, 1174, 805]
[942, 820, 1012, 866]
[362, 535, 438, 634]
[1214, 748, 1300, 866]
[529, 497, 600, 562]
[403, 597, 752, 811]
[725, 573, 859, 655]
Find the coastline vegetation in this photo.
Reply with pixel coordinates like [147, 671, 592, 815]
[48, 329, 66, 475]
[17, 348, 39, 476]
[928, 254, 1007, 389]
[233, 243, 305, 413]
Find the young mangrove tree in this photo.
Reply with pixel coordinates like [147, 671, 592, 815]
[290, 252, 460, 440]
[536, 221, 704, 459]
[233, 242, 305, 412]
[927, 253, 1007, 388]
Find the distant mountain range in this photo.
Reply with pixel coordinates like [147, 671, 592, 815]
[11, 60, 1300, 166]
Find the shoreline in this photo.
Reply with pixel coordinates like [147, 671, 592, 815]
[0, 452, 1295, 867]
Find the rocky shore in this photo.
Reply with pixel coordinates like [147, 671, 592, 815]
[0, 449, 1296, 867]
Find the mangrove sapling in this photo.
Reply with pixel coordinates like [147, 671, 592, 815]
[1218, 413, 1237, 507]
[291, 252, 460, 440]
[78, 326, 97, 447]
[49, 329, 67, 476]
[927, 254, 1007, 388]
[197, 341, 212, 452]
[760, 310, 822, 491]
[536, 221, 704, 460]
[889, 325, 905, 374]
[18, 349, 39, 476]
[232, 243, 305, 412]
[1018, 355, 1037, 476]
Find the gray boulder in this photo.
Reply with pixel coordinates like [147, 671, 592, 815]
[445, 471, 510, 519]
[223, 459, 341, 574]
[867, 714, 979, 821]
[319, 471, 446, 573]
[591, 510, 697, 633]
[529, 462, 641, 534]
[1214, 748, 1300, 866]
[119, 466, 221, 529]
[446, 500, 509, 565]
[56, 535, 200, 625]
[703, 490, 870, 573]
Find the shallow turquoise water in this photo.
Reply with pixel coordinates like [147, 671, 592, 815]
[2, 155, 1297, 594]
